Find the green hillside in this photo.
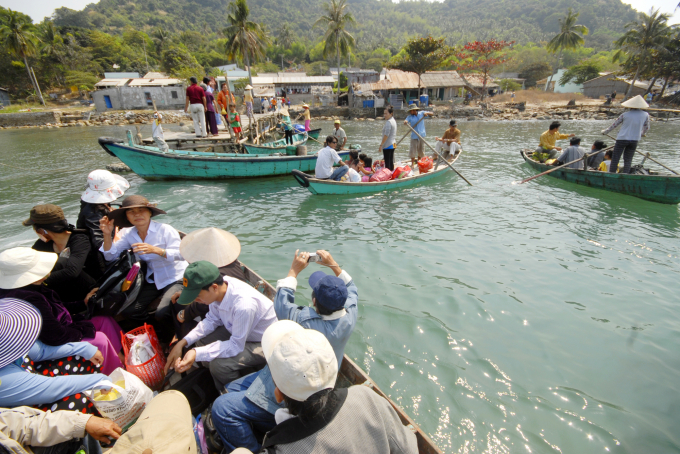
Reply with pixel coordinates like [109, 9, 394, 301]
[52, 0, 637, 51]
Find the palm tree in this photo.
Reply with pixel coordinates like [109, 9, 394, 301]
[0, 9, 45, 105]
[223, 0, 270, 85]
[314, 0, 356, 103]
[546, 9, 589, 89]
[613, 8, 672, 98]
[276, 24, 295, 48]
[152, 27, 171, 53]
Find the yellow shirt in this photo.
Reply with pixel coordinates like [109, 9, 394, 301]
[539, 130, 569, 150]
[303, 110, 311, 120]
[244, 92, 253, 102]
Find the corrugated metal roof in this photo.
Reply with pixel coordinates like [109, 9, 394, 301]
[252, 76, 335, 85]
[95, 79, 130, 87]
[127, 78, 183, 87]
[420, 71, 465, 87]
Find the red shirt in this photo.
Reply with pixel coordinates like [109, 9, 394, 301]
[186, 84, 205, 105]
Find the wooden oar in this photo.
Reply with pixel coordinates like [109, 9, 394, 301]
[406, 124, 472, 186]
[602, 133, 679, 175]
[520, 146, 614, 184]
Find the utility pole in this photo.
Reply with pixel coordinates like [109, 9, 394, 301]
[280, 54, 284, 71]
[143, 41, 149, 73]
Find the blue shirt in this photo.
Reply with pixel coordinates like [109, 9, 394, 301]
[245, 271, 358, 414]
[0, 340, 106, 407]
[407, 111, 426, 139]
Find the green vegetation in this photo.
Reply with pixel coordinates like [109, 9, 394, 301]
[223, 0, 270, 84]
[386, 36, 455, 94]
[499, 79, 522, 91]
[546, 9, 589, 86]
[559, 61, 602, 85]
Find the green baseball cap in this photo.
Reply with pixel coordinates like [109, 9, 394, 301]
[177, 261, 221, 305]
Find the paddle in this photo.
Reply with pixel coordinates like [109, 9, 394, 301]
[406, 124, 473, 186]
[602, 133, 679, 175]
[519, 146, 614, 184]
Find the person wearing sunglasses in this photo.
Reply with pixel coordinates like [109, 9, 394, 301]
[314, 136, 348, 181]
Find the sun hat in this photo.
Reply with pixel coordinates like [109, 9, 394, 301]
[109, 390, 196, 454]
[308, 271, 348, 312]
[177, 261, 222, 305]
[180, 227, 241, 267]
[334, 119, 341, 124]
[22, 204, 66, 226]
[280, 106, 290, 116]
[244, 84, 253, 90]
[262, 320, 338, 401]
[407, 104, 420, 111]
[621, 95, 649, 109]
[81, 169, 130, 204]
[302, 103, 309, 109]
[0, 298, 42, 369]
[107, 195, 167, 228]
[0, 247, 58, 289]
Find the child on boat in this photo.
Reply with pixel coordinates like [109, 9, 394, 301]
[346, 159, 362, 183]
[344, 150, 359, 167]
[598, 150, 618, 173]
[229, 104, 242, 141]
[359, 156, 373, 182]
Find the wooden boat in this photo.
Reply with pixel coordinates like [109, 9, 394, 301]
[277, 127, 322, 140]
[243, 132, 308, 155]
[520, 149, 680, 204]
[239, 260, 443, 454]
[292, 150, 461, 195]
[98, 135, 350, 181]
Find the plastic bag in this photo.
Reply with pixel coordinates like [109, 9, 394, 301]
[215, 112, 222, 125]
[369, 168, 392, 182]
[392, 166, 411, 180]
[84, 368, 153, 431]
[126, 333, 155, 366]
[418, 157, 433, 173]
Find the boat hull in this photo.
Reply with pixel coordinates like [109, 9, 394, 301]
[243, 132, 307, 154]
[99, 139, 348, 180]
[521, 150, 680, 204]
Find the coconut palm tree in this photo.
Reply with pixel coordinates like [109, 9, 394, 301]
[545, 9, 589, 89]
[152, 27, 171, 53]
[276, 24, 295, 48]
[613, 8, 672, 98]
[314, 0, 356, 103]
[0, 9, 45, 105]
[223, 0, 270, 85]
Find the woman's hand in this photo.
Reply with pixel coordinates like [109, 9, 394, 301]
[100, 216, 114, 237]
[84, 287, 99, 305]
[131, 243, 164, 256]
[89, 350, 104, 366]
[287, 249, 310, 278]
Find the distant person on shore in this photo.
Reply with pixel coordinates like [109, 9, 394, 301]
[378, 106, 397, 171]
[315, 136, 348, 180]
[201, 83, 219, 137]
[217, 84, 236, 126]
[586, 140, 607, 169]
[434, 119, 461, 162]
[203, 77, 214, 94]
[244, 84, 254, 123]
[152, 111, 169, 151]
[229, 104, 242, 141]
[552, 137, 586, 169]
[536, 121, 574, 160]
[262, 97, 269, 113]
[404, 105, 434, 169]
[611, 90, 617, 100]
[185, 76, 207, 138]
[332, 119, 347, 149]
[602, 95, 650, 174]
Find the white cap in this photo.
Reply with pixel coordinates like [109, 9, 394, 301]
[262, 321, 338, 401]
[0, 247, 57, 289]
[81, 169, 130, 204]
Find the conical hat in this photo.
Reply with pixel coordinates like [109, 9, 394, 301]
[180, 227, 241, 266]
[621, 95, 649, 109]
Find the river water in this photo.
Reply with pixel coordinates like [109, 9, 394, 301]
[1, 118, 679, 454]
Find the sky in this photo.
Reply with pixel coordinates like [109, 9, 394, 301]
[0, 0, 678, 24]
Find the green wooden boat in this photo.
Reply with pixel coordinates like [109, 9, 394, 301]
[292, 150, 461, 195]
[277, 127, 322, 140]
[521, 149, 680, 204]
[243, 132, 308, 155]
[98, 136, 350, 181]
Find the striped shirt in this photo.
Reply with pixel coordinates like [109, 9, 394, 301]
[184, 276, 277, 362]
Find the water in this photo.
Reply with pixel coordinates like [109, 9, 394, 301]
[1, 118, 679, 453]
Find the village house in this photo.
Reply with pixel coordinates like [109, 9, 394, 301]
[0, 88, 10, 107]
[582, 73, 664, 98]
[92, 72, 185, 111]
[539, 69, 583, 94]
[460, 74, 500, 97]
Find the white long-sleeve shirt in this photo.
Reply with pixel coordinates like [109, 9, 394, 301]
[603, 110, 650, 141]
[100, 220, 188, 289]
[183, 276, 277, 362]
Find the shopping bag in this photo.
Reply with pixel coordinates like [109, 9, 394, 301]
[215, 112, 222, 125]
[84, 368, 153, 431]
[418, 157, 434, 173]
[126, 332, 155, 366]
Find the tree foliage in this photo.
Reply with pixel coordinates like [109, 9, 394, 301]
[387, 36, 455, 92]
[456, 39, 514, 99]
[518, 61, 553, 87]
[559, 61, 602, 84]
[223, 0, 270, 84]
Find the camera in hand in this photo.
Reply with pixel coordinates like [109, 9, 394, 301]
[307, 253, 321, 263]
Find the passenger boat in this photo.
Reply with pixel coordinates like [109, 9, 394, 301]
[97, 134, 350, 181]
[277, 127, 322, 140]
[239, 261, 443, 454]
[520, 150, 680, 204]
[243, 132, 308, 155]
[292, 150, 461, 196]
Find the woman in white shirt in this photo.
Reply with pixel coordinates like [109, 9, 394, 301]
[99, 195, 188, 325]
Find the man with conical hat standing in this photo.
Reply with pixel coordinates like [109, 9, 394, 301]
[602, 95, 650, 174]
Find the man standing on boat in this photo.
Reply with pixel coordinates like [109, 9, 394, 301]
[210, 249, 358, 453]
[536, 121, 574, 160]
[602, 95, 650, 174]
[434, 119, 461, 162]
[315, 136, 348, 181]
[184, 76, 208, 138]
[404, 104, 434, 169]
[332, 119, 347, 149]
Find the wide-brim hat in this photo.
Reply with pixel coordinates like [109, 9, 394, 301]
[0, 247, 58, 289]
[621, 95, 649, 109]
[81, 169, 130, 204]
[179, 228, 241, 267]
[406, 104, 420, 111]
[107, 195, 166, 229]
[302, 103, 309, 109]
[22, 204, 65, 227]
[244, 84, 253, 90]
[0, 298, 42, 369]
[280, 107, 290, 116]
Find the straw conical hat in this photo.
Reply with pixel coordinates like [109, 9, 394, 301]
[244, 84, 253, 90]
[621, 95, 649, 109]
[180, 227, 241, 267]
